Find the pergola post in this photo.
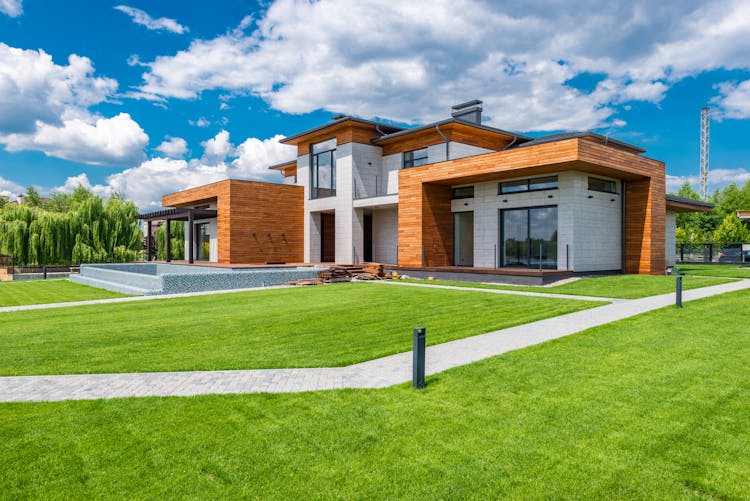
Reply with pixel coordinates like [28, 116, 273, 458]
[188, 210, 194, 264]
[146, 220, 152, 262]
[165, 219, 171, 263]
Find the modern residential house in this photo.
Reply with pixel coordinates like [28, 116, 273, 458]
[139, 100, 711, 279]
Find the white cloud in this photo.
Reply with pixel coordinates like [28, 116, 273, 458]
[0, 0, 22, 17]
[0, 43, 149, 165]
[713, 80, 750, 119]
[47, 134, 295, 209]
[666, 167, 750, 191]
[189, 117, 210, 127]
[134, 0, 750, 132]
[232, 134, 296, 178]
[1, 113, 148, 165]
[114, 5, 188, 34]
[155, 136, 188, 158]
[201, 130, 235, 161]
[0, 175, 23, 199]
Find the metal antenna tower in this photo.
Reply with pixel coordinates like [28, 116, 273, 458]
[700, 107, 710, 201]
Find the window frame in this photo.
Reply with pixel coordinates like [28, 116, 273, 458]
[498, 176, 559, 195]
[310, 139, 337, 199]
[451, 186, 475, 199]
[587, 177, 617, 194]
[403, 147, 429, 169]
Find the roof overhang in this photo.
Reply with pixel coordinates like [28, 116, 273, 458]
[280, 116, 403, 146]
[135, 208, 218, 221]
[665, 195, 714, 213]
[737, 210, 750, 221]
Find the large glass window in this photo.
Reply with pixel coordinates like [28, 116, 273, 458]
[311, 139, 336, 199]
[500, 206, 557, 269]
[499, 176, 558, 194]
[403, 148, 428, 168]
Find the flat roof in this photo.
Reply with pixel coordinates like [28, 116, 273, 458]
[512, 131, 646, 154]
[666, 194, 714, 213]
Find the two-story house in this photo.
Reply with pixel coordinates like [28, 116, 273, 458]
[144, 100, 711, 280]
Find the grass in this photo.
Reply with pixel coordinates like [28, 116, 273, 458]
[0, 283, 599, 376]
[402, 273, 733, 299]
[676, 263, 750, 278]
[1, 288, 748, 498]
[0, 279, 128, 307]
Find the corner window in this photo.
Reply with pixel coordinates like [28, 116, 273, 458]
[499, 176, 558, 194]
[588, 177, 617, 194]
[311, 139, 336, 199]
[452, 186, 474, 199]
[403, 148, 428, 168]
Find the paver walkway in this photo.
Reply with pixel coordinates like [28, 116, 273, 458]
[1, 279, 748, 403]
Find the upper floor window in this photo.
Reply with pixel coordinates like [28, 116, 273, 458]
[311, 139, 336, 199]
[498, 176, 558, 194]
[452, 186, 474, 199]
[588, 177, 617, 194]
[403, 148, 429, 169]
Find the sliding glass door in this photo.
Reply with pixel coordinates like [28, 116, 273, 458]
[500, 206, 557, 269]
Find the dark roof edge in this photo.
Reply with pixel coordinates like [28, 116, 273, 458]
[268, 159, 297, 170]
[372, 118, 532, 143]
[512, 131, 646, 154]
[280, 116, 405, 144]
[666, 194, 714, 208]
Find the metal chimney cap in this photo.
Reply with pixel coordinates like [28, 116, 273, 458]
[452, 99, 483, 111]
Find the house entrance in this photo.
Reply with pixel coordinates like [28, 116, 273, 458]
[320, 212, 335, 262]
[500, 206, 557, 269]
[454, 211, 474, 266]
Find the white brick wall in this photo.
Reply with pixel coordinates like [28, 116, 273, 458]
[450, 171, 622, 272]
[352, 143, 385, 199]
[666, 211, 677, 267]
[372, 207, 398, 264]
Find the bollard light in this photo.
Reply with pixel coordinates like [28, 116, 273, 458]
[676, 275, 683, 308]
[413, 327, 426, 389]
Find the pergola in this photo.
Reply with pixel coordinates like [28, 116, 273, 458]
[135, 208, 217, 263]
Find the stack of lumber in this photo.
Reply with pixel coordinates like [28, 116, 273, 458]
[362, 262, 385, 277]
[318, 266, 356, 282]
[287, 277, 325, 286]
[351, 272, 382, 280]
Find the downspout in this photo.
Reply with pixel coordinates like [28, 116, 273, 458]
[502, 135, 519, 151]
[435, 124, 449, 161]
[375, 123, 386, 136]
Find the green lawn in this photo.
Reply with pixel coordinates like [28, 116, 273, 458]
[0, 283, 598, 376]
[677, 263, 750, 278]
[1, 288, 748, 498]
[402, 273, 733, 299]
[0, 279, 128, 307]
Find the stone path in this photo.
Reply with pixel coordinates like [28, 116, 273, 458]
[2, 278, 748, 403]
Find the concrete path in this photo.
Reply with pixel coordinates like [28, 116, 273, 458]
[364, 280, 626, 303]
[1, 279, 748, 403]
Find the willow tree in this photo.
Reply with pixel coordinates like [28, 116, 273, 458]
[155, 222, 185, 260]
[0, 187, 142, 266]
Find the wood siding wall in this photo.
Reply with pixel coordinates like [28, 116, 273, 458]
[380, 123, 513, 156]
[163, 180, 304, 264]
[397, 138, 667, 274]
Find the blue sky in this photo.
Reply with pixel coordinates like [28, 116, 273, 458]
[1, 0, 750, 208]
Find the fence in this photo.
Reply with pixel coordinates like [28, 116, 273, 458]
[0, 255, 81, 280]
[676, 242, 750, 264]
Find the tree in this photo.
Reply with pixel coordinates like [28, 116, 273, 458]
[0, 187, 142, 266]
[22, 186, 43, 207]
[713, 213, 750, 243]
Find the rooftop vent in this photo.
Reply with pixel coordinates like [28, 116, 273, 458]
[331, 114, 347, 121]
[451, 99, 482, 124]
